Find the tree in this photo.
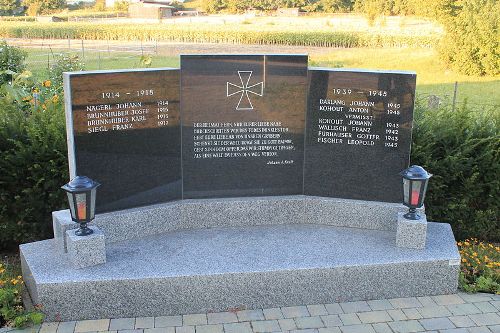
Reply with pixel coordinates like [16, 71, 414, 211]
[0, 0, 22, 15]
[23, 0, 65, 15]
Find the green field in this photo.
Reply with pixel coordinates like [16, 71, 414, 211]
[24, 47, 499, 107]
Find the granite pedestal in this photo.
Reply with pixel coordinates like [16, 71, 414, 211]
[21, 196, 459, 321]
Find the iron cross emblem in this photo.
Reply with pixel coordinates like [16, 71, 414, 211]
[226, 71, 264, 110]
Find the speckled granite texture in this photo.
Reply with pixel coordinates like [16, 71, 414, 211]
[396, 212, 428, 249]
[52, 196, 415, 252]
[21, 222, 459, 321]
[66, 226, 106, 269]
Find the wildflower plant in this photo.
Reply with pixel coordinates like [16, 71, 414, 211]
[458, 238, 500, 294]
[0, 262, 44, 328]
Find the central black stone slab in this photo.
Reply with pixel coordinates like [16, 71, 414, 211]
[181, 55, 308, 199]
[304, 68, 416, 203]
[64, 68, 181, 213]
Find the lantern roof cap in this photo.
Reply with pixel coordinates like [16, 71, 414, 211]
[400, 165, 432, 180]
[61, 176, 100, 192]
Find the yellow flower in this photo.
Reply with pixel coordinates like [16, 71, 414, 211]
[43, 80, 51, 87]
[461, 258, 467, 263]
[464, 241, 470, 246]
[11, 278, 19, 285]
[52, 94, 59, 103]
[42, 103, 47, 110]
[473, 252, 478, 257]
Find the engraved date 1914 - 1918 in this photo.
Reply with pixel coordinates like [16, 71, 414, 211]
[267, 160, 294, 165]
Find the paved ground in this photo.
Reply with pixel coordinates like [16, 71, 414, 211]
[3, 292, 500, 333]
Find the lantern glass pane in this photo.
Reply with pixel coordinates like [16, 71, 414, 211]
[421, 179, 429, 204]
[66, 192, 76, 220]
[75, 193, 87, 221]
[410, 180, 422, 206]
[403, 178, 410, 205]
[90, 188, 97, 220]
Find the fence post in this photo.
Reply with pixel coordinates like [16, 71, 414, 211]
[98, 51, 101, 70]
[107, 40, 110, 56]
[68, 37, 71, 50]
[141, 40, 144, 56]
[81, 40, 85, 59]
[155, 40, 158, 54]
[452, 81, 458, 112]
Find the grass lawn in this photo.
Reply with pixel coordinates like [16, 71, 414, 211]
[24, 47, 499, 107]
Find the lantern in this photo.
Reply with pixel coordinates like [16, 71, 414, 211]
[400, 165, 432, 220]
[61, 176, 100, 236]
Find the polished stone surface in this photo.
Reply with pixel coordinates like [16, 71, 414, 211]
[21, 222, 459, 321]
[181, 55, 308, 199]
[304, 68, 416, 203]
[64, 68, 181, 213]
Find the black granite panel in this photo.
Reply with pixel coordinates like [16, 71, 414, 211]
[181, 55, 308, 199]
[66, 69, 181, 212]
[304, 69, 416, 202]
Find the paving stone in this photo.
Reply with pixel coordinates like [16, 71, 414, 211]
[357, 311, 391, 324]
[135, 318, 154, 329]
[321, 315, 342, 327]
[318, 328, 341, 333]
[40, 323, 59, 333]
[438, 329, 468, 333]
[282, 306, 310, 318]
[110, 319, 135, 331]
[371, 323, 392, 333]
[492, 301, 500, 311]
[183, 315, 207, 326]
[388, 320, 424, 333]
[447, 303, 482, 316]
[193, 324, 222, 333]
[57, 322, 76, 333]
[278, 318, 296, 331]
[388, 297, 422, 309]
[469, 313, 500, 326]
[250, 320, 280, 332]
[236, 310, 265, 322]
[223, 322, 252, 333]
[417, 306, 452, 318]
[289, 329, 318, 333]
[75, 319, 110, 332]
[307, 305, 329, 316]
[295, 316, 324, 329]
[449, 315, 476, 328]
[367, 300, 393, 311]
[262, 308, 283, 320]
[338, 314, 361, 326]
[144, 328, 175, 333]
[0, 328, 14, 333]
[458, 293, 492, 303]
[11, 327, 41, 333]
[489, 324, 500, 333]
[432, 294, 465, 306]
[155, 316, 182, 328]
[339, 324, 375, 333]
[416, 296, 437, 307]
[387, 309, 407, 321]
[118, 330, 142, 333]
[467, 327, 492, 333]
[402, 308, 422, 320]
[475, 302, 498, 313]
[419, 317, 455, 330]
[175, 327, 194, 333]
[206, 312, 237, 324]
[325, 304, 343, 315]
[339, 301, 371, 314]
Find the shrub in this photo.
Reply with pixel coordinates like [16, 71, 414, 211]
[412, 102, 500, 242]
[458, 238, 500, 293]
[49, 53, 85, 87]
[22, 0, 65, 16]
[0, 41, 26, 85]
[438, 0, 499, 76]
[0, 71, 68, 251]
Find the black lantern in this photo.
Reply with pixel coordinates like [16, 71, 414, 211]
[61, 176, 100, 236]
[400, 165, 432, 220]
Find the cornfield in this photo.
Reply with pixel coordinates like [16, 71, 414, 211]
[0, 22, 439, 48]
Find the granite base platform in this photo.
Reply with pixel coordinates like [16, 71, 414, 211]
[21, 222, 459, 321]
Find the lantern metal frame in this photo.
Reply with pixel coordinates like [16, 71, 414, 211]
[400, 165, 432, 220]
[61, 176, 100, 236]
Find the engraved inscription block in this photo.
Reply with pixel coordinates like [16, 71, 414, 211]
[304, 68, 416, 202]
[181, 55, 308, 199]
[64, 68, 181, 212]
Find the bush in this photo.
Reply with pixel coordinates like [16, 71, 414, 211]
[49, 53, 84, 87]
[0, 71, 68, 251]
[438, 0, 499, 76]
[412, 102, 500, 242]
[0, 41, 26, 85]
